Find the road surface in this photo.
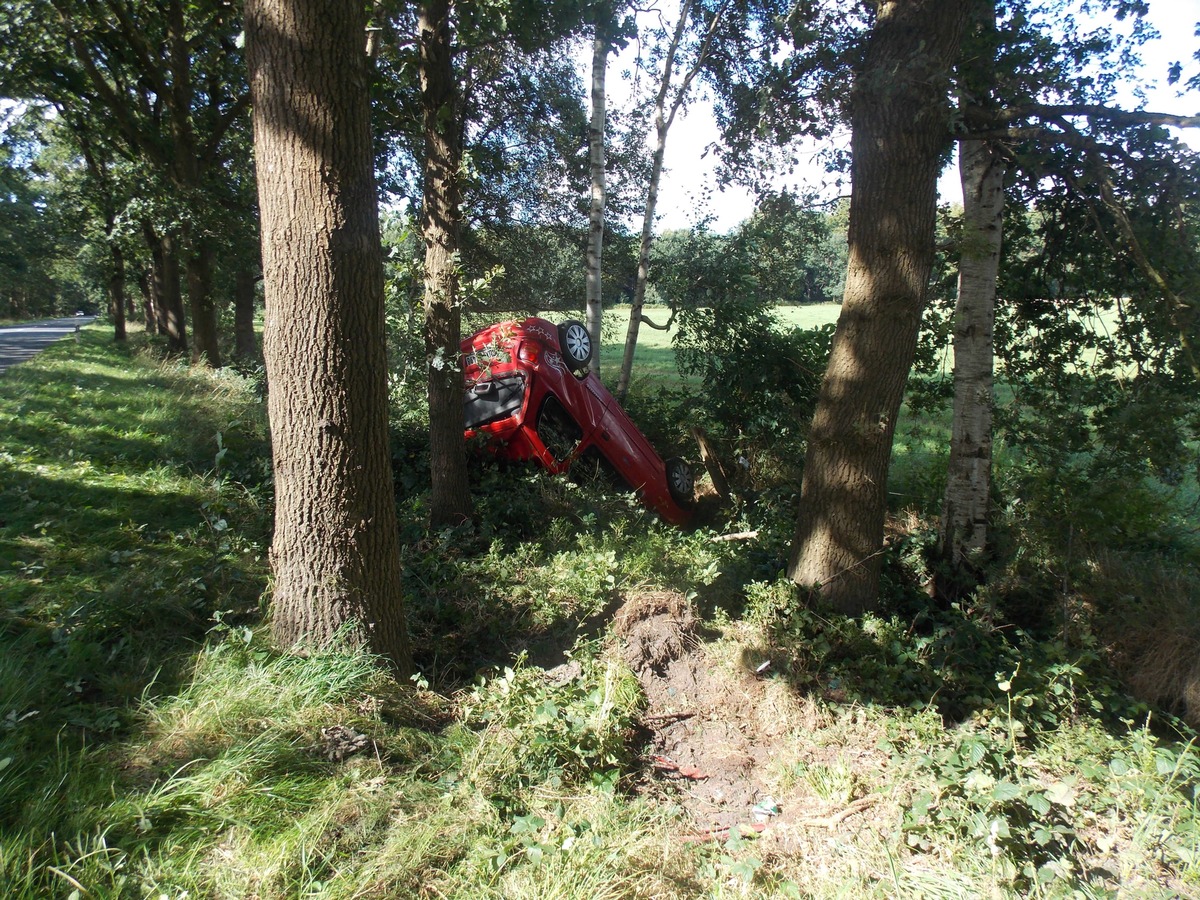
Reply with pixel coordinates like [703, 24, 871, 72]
[0, 317, 97, 375]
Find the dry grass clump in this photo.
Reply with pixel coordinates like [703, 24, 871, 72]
[1088, 552, 1200, 726]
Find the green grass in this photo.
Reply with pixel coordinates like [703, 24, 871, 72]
[596, 303, 843, 389]
[2, 320, 1199, 898]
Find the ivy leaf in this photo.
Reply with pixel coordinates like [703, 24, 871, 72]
[1027, 791, 1052, 816]
[1045, 780, 1075, 808]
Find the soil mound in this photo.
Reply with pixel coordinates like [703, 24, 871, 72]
[613, 590, 893, 845]
[614, 590, 780, 834]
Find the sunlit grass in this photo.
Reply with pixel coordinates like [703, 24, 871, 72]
[0, 328, 272, 881]
[2, 316, 1199, 899]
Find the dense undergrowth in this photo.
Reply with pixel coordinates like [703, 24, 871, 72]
[2, 326, 1199, 897]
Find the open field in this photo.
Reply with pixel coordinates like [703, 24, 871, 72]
[598, 302, 843, 387]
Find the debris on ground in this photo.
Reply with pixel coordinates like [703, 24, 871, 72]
[314, 724, 372, 762]
[612, 589, 897, 850]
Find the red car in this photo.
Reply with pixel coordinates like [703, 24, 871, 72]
[461, 317, 694, 525]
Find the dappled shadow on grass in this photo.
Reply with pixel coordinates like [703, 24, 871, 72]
[1, 337, 268, 479]
[0, 329, 271, 841]
[399, 521, 624, 686]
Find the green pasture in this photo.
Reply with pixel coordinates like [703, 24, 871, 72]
[597, 302, 843, 387]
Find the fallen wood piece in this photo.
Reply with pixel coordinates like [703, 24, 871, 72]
[651, 754, 709, 780]
[681, 822, 767, 843]
[711, 530, 759, 542]
[644, 711, 696, 723]
[797, 796, 878, 829]
[692, 427, 731, 499]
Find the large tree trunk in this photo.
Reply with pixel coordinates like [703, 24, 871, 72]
[938, 139, 1006, 594]
[585, 32, 608, 370]
[160, 234, 188, 353]
[246, 0, 412, 670]
[142, 223, 189, 355]
[186, 238, 222, 367]
[109, 241, 127, 343]
[167, 0, 221, 369]
[234, 267, 259, 359]
[787, 0, 968, 614]
[418, 0, 472, 527]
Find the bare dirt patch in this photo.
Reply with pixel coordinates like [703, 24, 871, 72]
[613, 590, 898, 850]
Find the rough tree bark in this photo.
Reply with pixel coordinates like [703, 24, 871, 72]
[585, 31, 608, 369]
[108, 241, 127, 343]
[787, 0, 969, 614]
[246, 0, 412, 669]
[142, 222, 188, 354]
[418, 0, 473, 527]
[166, 0, 222, 368]
[185, 237, 221, 367]
[938, 138, 1006, 593]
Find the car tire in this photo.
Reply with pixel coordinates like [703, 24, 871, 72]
[665, 457, 694, 506]
[558, 320, 593, 370]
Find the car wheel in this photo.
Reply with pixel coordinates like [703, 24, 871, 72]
[558, 320, 593, 369]
[665, 457, 694, 506]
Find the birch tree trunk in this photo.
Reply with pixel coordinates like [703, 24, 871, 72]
[246, 0, 411, 669]
[938, 139, 1006, 591]
[585, 32, 608, 369]
[787, 0, 969, 614]
[615, 0, 729, 400]
[139, 269, 158, 335]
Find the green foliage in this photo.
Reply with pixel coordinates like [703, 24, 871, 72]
[735, 192, 846, 306]
[0, 110, 94, 318]
[396, 467, 732, 681]
[894, 712, 1200, 892]
[6, 316, 1200, 897]
[456, 652, 642, 804]
[749, 576, 1200, 894]
[673, 284, 833, 457]
[746, 576, 1137, 728]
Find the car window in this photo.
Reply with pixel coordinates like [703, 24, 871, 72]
[465, 374, 526, 429]
[537, 394, 583, 461]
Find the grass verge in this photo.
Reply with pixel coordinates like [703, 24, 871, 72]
[2, 323, 1198, 898]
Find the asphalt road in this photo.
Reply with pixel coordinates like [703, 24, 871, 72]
[0, 316, 97, 375]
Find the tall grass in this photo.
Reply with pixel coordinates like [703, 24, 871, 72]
[2, 321, 1199, 898]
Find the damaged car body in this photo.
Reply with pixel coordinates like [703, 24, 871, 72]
[461, 317, 694, 525]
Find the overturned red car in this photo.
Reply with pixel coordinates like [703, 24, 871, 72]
[461, 317, 694, 525]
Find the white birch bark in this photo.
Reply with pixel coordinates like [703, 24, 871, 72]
[585, 33, 608, 370]
[940, 138, 1006, 571]
[614, 0, 730, 399]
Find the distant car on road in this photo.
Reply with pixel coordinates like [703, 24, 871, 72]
[461, 317, 694, 525]
[74, 310, 86, 317]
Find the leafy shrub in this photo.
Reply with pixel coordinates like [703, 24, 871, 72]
[674, 299, 833, 460]
[455, 653, 642, 809]
[745, 578, 1137, 728]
